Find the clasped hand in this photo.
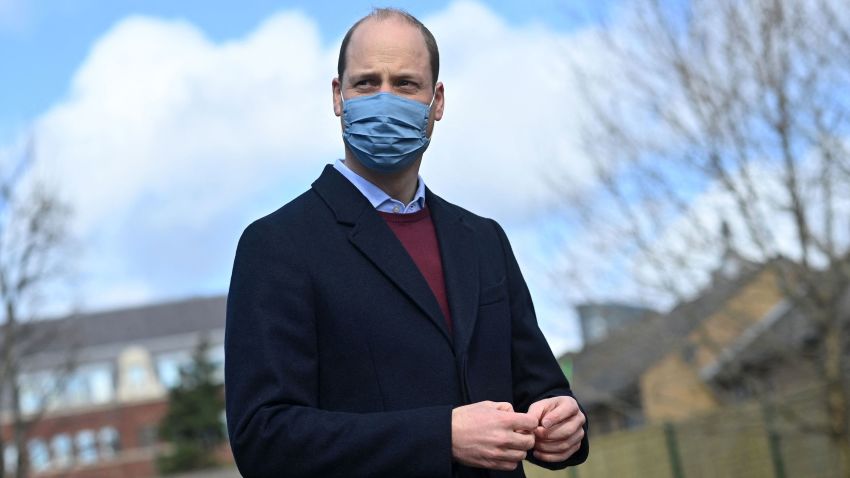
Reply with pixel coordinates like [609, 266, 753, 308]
[451, 397, 585, 471]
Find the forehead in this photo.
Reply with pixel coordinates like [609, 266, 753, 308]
[345, 18, 430, 76]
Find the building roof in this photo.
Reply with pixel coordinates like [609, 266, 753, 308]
[567, 264, 766, 407]
[15, 295, 227, 369]
[704, 282, 850, 383]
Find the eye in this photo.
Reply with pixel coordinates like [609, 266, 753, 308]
[354, 79, 378, 88]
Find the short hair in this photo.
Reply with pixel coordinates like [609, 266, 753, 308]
[337, 8, 440, 90]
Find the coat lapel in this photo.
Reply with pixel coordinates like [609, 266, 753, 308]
[312, 165, 452, 346]
[427, 189, 480, 357]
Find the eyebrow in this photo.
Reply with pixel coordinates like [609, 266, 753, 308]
[347, 70, 426, 82]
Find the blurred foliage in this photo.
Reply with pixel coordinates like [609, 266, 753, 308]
[157, 337, 225, 475]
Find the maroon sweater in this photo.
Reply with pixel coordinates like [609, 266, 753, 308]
[378, 207, 452, 331]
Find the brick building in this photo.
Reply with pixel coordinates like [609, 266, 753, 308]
[1, 296, 231, 478]
[566, 253, 840, 436]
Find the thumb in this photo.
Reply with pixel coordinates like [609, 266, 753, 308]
[526, 398, 552, 424]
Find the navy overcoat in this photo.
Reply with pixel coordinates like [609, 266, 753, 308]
[225, 165, 589, 477]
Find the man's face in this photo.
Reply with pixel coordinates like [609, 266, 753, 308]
[332, 18, 444, 139]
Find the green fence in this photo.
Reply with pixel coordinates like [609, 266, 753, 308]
[526, 386, 843, 478]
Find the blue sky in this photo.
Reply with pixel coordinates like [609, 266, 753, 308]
[0, 0, 622, 353]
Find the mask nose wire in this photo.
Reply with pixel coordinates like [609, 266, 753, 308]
[339, 86, 434, 108]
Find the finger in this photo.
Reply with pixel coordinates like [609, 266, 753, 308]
[534, 438, 583, 462]
[533, 450, 567, 463]
[526, 399, 548, 422]
[493, 401, 514, 412]
[540, 398, 579, 429]
[535, 417, 584, 442]
[504, 431, 535, 451]
[495, 448, 528, 462]
[533, 428, 584, 455]
[534, 448, 578, 463]
[533, 437, 575, 454]
[508, 412, 539, 432]
[536, 427, 583, 449]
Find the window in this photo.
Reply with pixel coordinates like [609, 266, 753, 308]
[65, 374, 90, 405]
[155, 352, 191, 389]
[27, 439, 50, 472]
[98, 427, 120, 459]
[586, 314, 608, 342]
[63, 363, 115, 407]
[75, 430, 98, 464]
[50, 434, 73, 468]
[127, 364, 147, 388]
[18, 364, 115, 414]
[88, 365, 115, 404]
[19, 371, 57, 414]
[4, 445, 17, 473]
[137, 425, 158, 448]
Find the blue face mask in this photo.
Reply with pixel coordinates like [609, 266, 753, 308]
[341, 91, 434, 173]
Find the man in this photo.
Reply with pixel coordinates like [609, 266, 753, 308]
[225, 8, 588, 478]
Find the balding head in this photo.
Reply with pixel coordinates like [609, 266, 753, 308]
[337, 8, 440, 90]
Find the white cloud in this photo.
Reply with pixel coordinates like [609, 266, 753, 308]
[31, 11, 342, 311]
[36, 12, 338, 234]
[422, 1, 596, 219]
[16, 1, 608, 352]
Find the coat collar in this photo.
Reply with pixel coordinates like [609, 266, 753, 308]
[312, 165, 481, 356]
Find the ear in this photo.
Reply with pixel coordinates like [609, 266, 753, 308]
[433, 82, 445, 121]
[332, 78, 343, 117]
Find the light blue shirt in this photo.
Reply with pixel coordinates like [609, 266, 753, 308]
[333, 159, 426, 214]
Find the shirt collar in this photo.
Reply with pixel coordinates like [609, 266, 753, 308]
[333, 159, 426, 214]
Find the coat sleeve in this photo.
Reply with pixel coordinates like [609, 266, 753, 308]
[224, 220, 453, 478]
[490, 219, 590, 469]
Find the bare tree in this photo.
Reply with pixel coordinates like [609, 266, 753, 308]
[557, 0, 850, 475]
[0, 140, 75, 478]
